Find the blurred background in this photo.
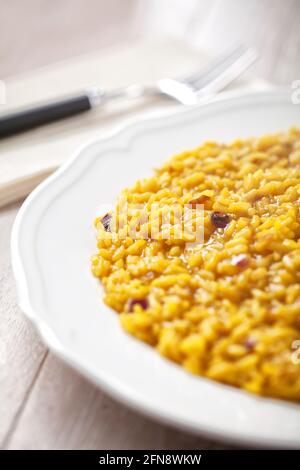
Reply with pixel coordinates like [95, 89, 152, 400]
[1, 0, 299, 84]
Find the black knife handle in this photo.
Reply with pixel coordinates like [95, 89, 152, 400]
[0, 94, 92, 139]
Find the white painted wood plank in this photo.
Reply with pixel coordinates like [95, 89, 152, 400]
[0, 204, 47, 447]
[6, 353, 226, 450]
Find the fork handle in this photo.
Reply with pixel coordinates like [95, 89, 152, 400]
[0, 94, 92, 139]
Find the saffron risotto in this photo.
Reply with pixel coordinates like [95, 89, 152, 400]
[92, 128, 300, 402]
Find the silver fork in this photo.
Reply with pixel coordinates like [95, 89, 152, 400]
[0, 45, 257, 139]
[95, 44, 257, 106]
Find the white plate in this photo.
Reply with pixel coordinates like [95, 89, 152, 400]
[12, 90, 300, 448]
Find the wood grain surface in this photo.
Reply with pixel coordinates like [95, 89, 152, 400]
[0, 0, 299, 450]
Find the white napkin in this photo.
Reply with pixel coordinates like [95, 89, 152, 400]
[0, 38, 270, 208]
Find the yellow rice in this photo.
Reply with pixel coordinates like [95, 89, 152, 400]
[92, 128, 300, 402]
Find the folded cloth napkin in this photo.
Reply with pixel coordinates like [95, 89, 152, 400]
[0, 38, 270, 208]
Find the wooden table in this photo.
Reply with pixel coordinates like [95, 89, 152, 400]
[1, 0, 299, 450]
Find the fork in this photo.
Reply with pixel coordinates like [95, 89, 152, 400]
[0, 45, 257, 139]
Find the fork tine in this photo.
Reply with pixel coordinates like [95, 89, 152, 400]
[195, 48, 258, 96]
[182, 44, 250, 88]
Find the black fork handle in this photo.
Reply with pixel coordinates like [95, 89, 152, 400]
[0, 94, 92, 139]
